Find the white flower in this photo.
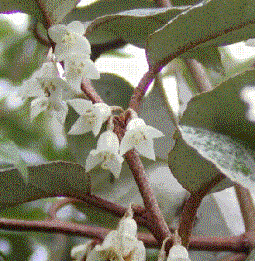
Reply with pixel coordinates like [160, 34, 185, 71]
[48, 21, 91, 61]
[241, 87, 255, 122]
[86, 214, 146, 261]
[18, 62, 71, 100]
[71, 240, 93, 261]
[85, 130, 124, 178]
[119, 118, 164, 160]
[64, 53, 100, 93]
[167, 245, 190, 261]
[30, 91, 68, 124]
[68, 99, 111, 136]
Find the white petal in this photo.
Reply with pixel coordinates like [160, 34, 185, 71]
[143, 126, 164, 139]
[68, 116, 92, 135]
[19, 78, 44, 99]
[97, 231, 117, 252]
[85, 151, 102, 172]
[65, 73, 83, 94]
[107, 155, 124, 178]
[92, 116, 104, 136]
[167, 245, 190, 261]
[30, 98, 48, 121]
[67, 21, 85, 36]
[71, 242, 92, 261]
[97, 131, 120, 154]
[52, 101, 68, 125]
[81, 59, 100, 79]
[68, 99, 93, 115]
[119, 131, 136, 155]
[93, 103, 111, 122]
[86, 248, 106, 261]
[48, 24, 68, 43]
[131, 241, 146, 261]
[135, 139, 155, 160]
[55, 37, 91, 61]
[127, 118, 146, 131]
[39, 62, 59, 78]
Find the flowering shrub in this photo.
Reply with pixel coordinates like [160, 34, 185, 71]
[0, 0, 255, 260]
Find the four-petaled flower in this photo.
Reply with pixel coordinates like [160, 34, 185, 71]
[64, 53, 100, 93]
[68, 99, 111, 136]
[85, 130, 124, 178]
[119, 118, 164, 160]
[48, 21, 91, 61]
[86, 212, 146, 261]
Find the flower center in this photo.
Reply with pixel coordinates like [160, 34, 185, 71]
[84, 109, 97, 125]
[61, 32, 77, 45]
[130, 131, 147, 146]
[42, 81, 57, 97]
[98, 151, 114, 169]
[70, 60, 85, 75]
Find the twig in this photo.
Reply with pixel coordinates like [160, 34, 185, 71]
[235, 184, 255, 232]
[128, 70, 157, 113]
[47, 198, 82, 220]
[124, 149, 171, 242]
[217, 253, 248, 261]
[81, 78, 103, 103]
[184, 58, 213, 92]
[178, 174, 225, 247]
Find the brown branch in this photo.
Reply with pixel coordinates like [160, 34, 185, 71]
[155, 0, 172, 8]
[128, 70, 157, 113]
[184, 58, 213, 92]
[47, 198, 82, 220]
[0, 215, 254, 252]
[217, 253, 248, 261]
[235, 184, 255, 233]
[124, 150, 171, 242]
[34, 0, 54, 29]
[0, 218, 109, 239]
[32, 25, 51, 47]
[81, 78, 104, 103]
[178, 174, 226, 247]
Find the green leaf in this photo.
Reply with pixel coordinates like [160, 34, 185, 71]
[140, 75, 178, 159]
[146, 0, 255, 67]
[181, 46, 225, 75]
[64, 0, 157, 23]
[168, 126, 237, 194]
[0, 32, 48, 84]
[0, 161, 90, 208]
[180, 69, 255, 152]
[92, 73, 134, 109]
[86, 6, 191, 47]
[0, 0, 78, 25]
[0, 18, 15, 41]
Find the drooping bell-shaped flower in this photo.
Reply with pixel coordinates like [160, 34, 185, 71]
[119, 118, 164, 160]
[85, 130, 124, 178]
[64, 53, 100, 93]
[48, 21, 91, 61]
[86, 207, 146, 261]
[68, 99, 111, 136]
[167, 245, 190, 261]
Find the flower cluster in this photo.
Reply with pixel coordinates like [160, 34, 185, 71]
[18, 21, 164, 180]
[18, 21, 100, 125]
[48, 21, 100, 93]
[71, 205, 146, 261]
[84, 116, 164, 178]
